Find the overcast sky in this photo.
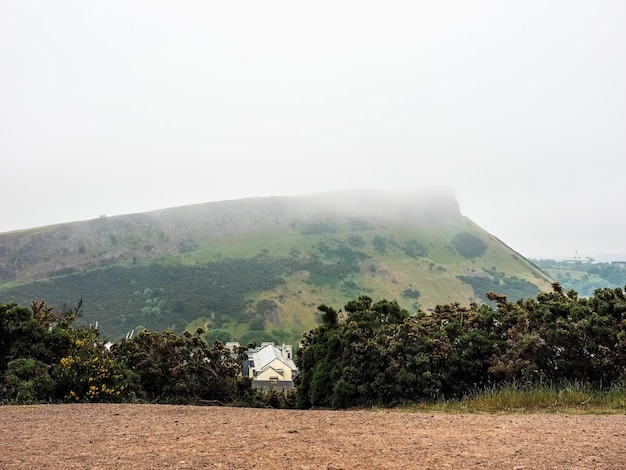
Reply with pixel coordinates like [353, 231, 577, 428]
[1, 1, 625, 260]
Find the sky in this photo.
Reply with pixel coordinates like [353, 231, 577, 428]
[1, 1, 625, 261]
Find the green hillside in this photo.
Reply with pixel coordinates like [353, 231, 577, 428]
[0, 191, 553, 343]
[532, 258, 626, 297]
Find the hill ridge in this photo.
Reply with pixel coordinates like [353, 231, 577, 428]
[0, 190, 552, 342]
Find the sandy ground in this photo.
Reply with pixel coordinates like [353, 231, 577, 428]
[1, 404, 625, 469]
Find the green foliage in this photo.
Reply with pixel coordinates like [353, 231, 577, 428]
[0, 301, 253, 406]
[533, 259, 626, 297]
[177, 239, 198, 254]
[372, 236, 387, 254]
[0, 300, 139, 403]
[318, 304, 339, 326]
[403, 240, 427, 259]
[296, 285, 626, 409]
[248, 315, 266, 331]
[402, 288, 421, 300]
[1, 201, 552, 347]
[306, 241, 367, 287]
[2, 358, 55, 403]
[452, 232, 487, 259]
[408, 380, 626, 413]
[459, 271, 540, 303]
[347, 235, 366, 248]
[2, 256, 291, 339]
[110, 331, 243, 404]
[231, 385, 297, 409]
[348, 218, 374, 231]
[56, 336, 138, 403]
[302, 221, 337, 235]
[297, 297, 420, 408]
[204, 328, 233, 344]
[0, 301, 72, 376]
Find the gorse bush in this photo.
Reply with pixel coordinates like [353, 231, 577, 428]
[0, 301, 254, 405]
[3, 358, 55, 403]
[111, 330, 244, 404]
[296, 284, 626, 408]
[4, 282, 626, 409]
[0, 300, 134, 403]
[56, 339, 134, 402]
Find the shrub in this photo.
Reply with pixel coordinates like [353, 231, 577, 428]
[2, 358, 55, 403]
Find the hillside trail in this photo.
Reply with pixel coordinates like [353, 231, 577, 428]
[1, 404, 625, 469]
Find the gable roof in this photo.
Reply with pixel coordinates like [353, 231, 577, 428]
[251, 343, 297, 372]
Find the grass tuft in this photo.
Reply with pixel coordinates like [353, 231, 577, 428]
[402, 381, 626, 414]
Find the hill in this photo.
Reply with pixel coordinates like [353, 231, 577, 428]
[0, 190, 552, 342]
[532, 258, 626, 297]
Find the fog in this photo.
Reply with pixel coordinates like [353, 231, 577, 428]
[1, 1, 625, 260]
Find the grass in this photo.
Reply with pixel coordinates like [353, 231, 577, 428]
[1, 209, 554, 343]
[403, 382, 626, 414]
[184, 316, 212, 334]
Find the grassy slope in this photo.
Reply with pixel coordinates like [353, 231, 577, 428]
[0, 192, 553, 342]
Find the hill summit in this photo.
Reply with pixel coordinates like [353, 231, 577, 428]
[0, 190, 552, 342]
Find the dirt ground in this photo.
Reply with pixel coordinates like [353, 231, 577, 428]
[1, 404, 625, 469]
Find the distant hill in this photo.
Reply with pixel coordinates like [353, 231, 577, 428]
[532, 258, 626, 297]
[0, 190, 553, 343]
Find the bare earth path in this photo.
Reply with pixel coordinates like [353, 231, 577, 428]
[1, 404, 625, 469]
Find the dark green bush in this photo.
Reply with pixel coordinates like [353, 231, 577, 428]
[296, 285, 626, 409]
[452, 232, 487, 258]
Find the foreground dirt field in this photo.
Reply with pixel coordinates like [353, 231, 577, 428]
[1, 404, 625, 469]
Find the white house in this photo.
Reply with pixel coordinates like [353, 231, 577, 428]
[244, 342, 298, 390]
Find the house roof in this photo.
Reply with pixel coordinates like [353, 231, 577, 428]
[251, 343, 297, 372]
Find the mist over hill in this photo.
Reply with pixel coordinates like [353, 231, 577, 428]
[0, 190, 552, 342]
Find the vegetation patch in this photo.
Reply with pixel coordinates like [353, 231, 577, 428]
[0, 195, 554, 346]
[302, 221, 338, 235]
[403, 239, 427, 259]
[0, 300, 284, 407]
[296, 284, 626, 409]
[4, 282, 626, 411]
[459, 270, 540, 303]
[1, 257, 291, 339]
[401, 288, 421, 300]
[408, 381, 626, 414]
[533, 258, 626, 297]
[452, 232, 487, 259]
